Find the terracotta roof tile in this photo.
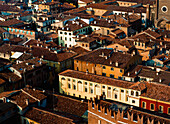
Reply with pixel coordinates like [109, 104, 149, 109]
[59, 69, 137, 89]
[24, 107, 74, 124]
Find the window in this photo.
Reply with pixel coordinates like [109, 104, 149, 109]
[69, 38, 71, 41]
[138, 42, 140, 46]
[110, 74, 114, 78]
[69, 33, 71, 35]
[30, 32, 33, 35]
[60, 37, 62, 40]
[142, 102, 146, 108]
[73, 85, 76, 90]
[120, 69, 122, 72]
[90, 83, 93, 86]
[118, 76, 122, 80]
[168, 108, 170, 114]
[111, 68, 114, 71]
[68, 78, 70, 81]
[115, 94, 117, 99]
[98, 120, 101, 124]
[150, 104, 155, 110]
[107, 30, 109, 35]
[161, 6, 168, 13]
[102, 73, 106, 76]
[103, 66, 106, 69]
[108, 87, 111, 90]
[132, 100, 135, 103]
[60, 31, 62, 34]
[136, 92, 139, 96]
[65, 37, 67, 41]
[85, 82, 87, 85]
[85, 87, 88, 92]
[102, 86, 105, 88]
[159, 106, 163, 113]
[73, 79, 75, 82]
[68, 83, 71, 89]
[131, 91, 134, 95]
[121, 90, 124, 93]
[90, 88, 93, 93]
[26, 31, 28, 34]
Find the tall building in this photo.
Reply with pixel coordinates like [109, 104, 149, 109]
[155, 0, 170, 29]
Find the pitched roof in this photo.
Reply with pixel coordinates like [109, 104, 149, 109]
[74, 48, 134, 68]
[8, 87, 47, 109]
[141, 82, 170, 102]
[24, 107, 74, 124]
[59, 69, 141, 90]
[0, 19, 23, 27]
[54, 94, 88, 117]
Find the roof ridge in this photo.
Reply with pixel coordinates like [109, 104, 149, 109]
[21, 89, 40, 101]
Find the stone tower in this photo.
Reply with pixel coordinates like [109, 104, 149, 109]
[155, 0, 170, 28]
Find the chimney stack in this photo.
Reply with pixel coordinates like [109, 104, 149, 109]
[25, 99, 29, 105]
[115, 61, 118, 67]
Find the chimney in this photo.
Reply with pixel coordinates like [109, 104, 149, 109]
[108, 20, 110, 23]
[156, 72, 159, 75]
[128, 72, 130, 76]
[159, 78, 162, 83]
[160, 42, 162, 46]
[94, 21, 96, 24]
[135, 71, 137, 75]
[67, 27, 69, 31]
[25, 99, 29, 105]
[110, 61, 112, 65]
[3, 97, 6, 103]
[33, 88, 36, 91]
[102, 52, 104, 57]
[86, 70, 88, 75]
[115, 62, 118, 67]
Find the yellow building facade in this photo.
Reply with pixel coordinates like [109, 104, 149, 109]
[59, 70, 141, 107]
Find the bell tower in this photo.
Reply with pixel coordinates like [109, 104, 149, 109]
[155, 0, 170, 28]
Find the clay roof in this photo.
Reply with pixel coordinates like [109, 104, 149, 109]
[59, 69, 140, 89]
[0, 90, 19, 98]
[17, 53, 32, 61]
[0, 69, 21, 82]
[0, 58, 11, 68]
[141, 82, 170, 102]
[11, 57, 46, 74]
[74, 48, 135, 68]
[0, 44, 30, 54]
[0, 27, 7, 34]
[61, 19, 89, 31]
[138, 68, 170, 85]
[68, 46, 89, 54]
[116, 0, 155, 5]
[0, 19, 23, 27]
[90, 19, 116, 28]
[79, 0, 93, 3]
[24, 107, 74, 124]
[8, 87, 47, 109]
[9, 37, 23, 43]
[54, 94, 88, 117]
[0, 78, 5, 85]
[31, 46, 77, 62]
[0, 5, 21, 12]
[144, 29, 161, 39]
